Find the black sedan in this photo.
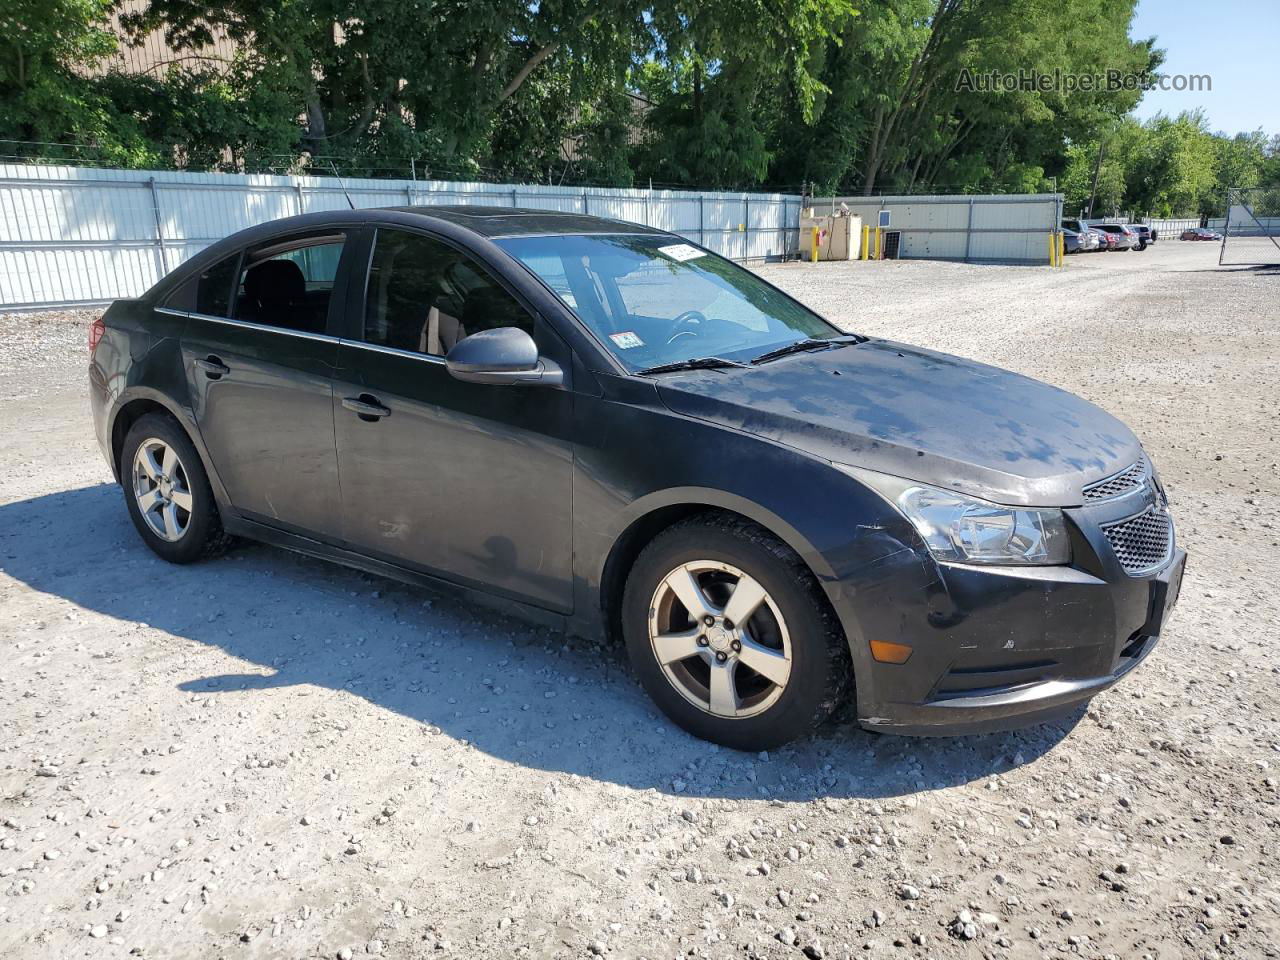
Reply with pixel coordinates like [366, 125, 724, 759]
[88, 207, 1185, 749]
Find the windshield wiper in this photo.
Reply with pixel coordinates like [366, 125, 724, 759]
[636, 356, 750, 375]
[749, 335, 863, 366]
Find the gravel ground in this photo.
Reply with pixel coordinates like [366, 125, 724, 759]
[1, 241, 1277, 959]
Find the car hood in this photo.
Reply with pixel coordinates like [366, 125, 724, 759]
[655, 339, 1143, 507]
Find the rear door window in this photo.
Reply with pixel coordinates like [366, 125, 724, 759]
[233, 232, 347, 334]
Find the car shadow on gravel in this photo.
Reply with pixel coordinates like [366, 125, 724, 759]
[1, 484, 1079, 801]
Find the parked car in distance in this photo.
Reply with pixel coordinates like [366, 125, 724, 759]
[88, 206, 1185, 749]
[1126, 225, 1151, 250]
[1090, 222, 1137, 250]
[1061, 226, 1084, 254]
[1181, 227, 1221, 241]
[1061, 219, 1097, 252]
[1095, 228, 1117, 251]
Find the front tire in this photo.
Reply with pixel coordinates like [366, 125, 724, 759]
[622, 514, 851, 750]
[121, 412, 232, 564]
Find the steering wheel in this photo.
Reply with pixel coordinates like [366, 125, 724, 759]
[666, 309, 708, 345]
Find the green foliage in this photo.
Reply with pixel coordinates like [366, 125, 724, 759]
[0, 0, 147, 163]
[0, 0, 1271, 216]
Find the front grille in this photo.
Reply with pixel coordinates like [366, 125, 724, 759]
[1101, 506, 1172, 574]
[1083, 461, 1147, 502]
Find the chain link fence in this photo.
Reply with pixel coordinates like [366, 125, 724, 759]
[1219, 187, 1280, 266]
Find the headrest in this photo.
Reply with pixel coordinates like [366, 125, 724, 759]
[245, 258, 306, 306]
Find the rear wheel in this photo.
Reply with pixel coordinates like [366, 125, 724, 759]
[622, 514, 851, 750]
[121, 413, 232, 563]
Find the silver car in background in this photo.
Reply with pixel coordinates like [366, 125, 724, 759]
[1062, 218, 1099, 252]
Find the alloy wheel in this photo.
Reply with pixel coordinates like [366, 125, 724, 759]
[131, 438, 193, 542]
[648, 560, 793, 719]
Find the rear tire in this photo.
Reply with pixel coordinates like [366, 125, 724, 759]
[622, 513, 851, 750]
[121, 412, 232, 564]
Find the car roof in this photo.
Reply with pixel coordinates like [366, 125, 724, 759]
[234, 205, 670, 241]
[150, 205, 676, 301]
[375, 205, 671, 239]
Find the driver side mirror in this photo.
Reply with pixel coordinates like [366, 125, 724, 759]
[444, 327, 563, 387]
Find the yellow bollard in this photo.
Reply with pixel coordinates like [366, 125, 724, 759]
[861, 224, 869, 261]
[811, 226, 819, 263]
[1058, 232, 1066, 267]
[874, 226, 881, 260]
[1048, 232, 1056, 266]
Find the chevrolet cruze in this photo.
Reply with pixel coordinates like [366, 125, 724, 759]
[89, 206, 1185, 749]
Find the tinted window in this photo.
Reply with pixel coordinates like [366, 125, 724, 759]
[233, 233, 346, 334]
[363, 229, 533, 356]
[163, 253, 239, 316]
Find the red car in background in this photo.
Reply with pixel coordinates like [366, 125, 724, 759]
[1180, 228, 1221, 241]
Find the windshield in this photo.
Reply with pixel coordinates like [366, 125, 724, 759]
[494, 234, 840, 372]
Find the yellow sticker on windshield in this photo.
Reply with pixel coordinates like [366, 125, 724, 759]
[657, 243, 706, 262]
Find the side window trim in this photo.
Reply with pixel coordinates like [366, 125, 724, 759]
[341, 338, 448, 364]
[163, 306, 343, 344]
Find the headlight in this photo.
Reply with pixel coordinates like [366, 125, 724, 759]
[837, 465, 1071, 566]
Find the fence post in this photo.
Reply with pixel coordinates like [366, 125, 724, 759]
[146, 177, 166, 276]
[698, 195, 705, 249]
[964, 197, 975, 262]
[295, 183, 306, 215]
[582, 191, 589, 215]
[405, 183, 414, 206]
[743, 195, 750, 260]
[512, 187, 519, 209]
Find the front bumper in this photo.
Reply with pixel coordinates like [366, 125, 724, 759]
[836, 522, 1185, 737]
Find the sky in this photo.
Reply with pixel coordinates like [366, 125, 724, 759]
[1129, 0, 1277, 136]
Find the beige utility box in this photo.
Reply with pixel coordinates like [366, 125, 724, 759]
[799, 209, 862, 260]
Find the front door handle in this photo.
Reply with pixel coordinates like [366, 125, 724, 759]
[342, 395, 391, 421]
[195, 356, 230, 379]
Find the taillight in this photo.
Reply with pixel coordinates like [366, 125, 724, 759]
[89, 316, 106, 355]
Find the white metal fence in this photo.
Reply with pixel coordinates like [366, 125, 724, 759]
[0, 165, 803, 310]
[0, 165, 1074, 309]
[1146, 218, 1208, 238]
[830, 193, 1062, 263]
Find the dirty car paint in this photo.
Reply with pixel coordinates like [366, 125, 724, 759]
[655, 339, 1143, 508]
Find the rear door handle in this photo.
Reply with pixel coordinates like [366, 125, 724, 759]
[342, 395, 391, 421]
[195, 356, 230, 379]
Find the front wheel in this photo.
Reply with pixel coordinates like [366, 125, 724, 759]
[622, 514, 851, 750]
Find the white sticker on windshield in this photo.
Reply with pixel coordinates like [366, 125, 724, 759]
[657, 243, 707, 262]
[609, 331, 644, 349]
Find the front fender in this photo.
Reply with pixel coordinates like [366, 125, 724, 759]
[603, 485, 839, 584]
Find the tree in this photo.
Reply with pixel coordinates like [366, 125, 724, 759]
[631, 0, 854, 188]
[120, 0, 653, 171]
[1, 0, 1271, 213]
[0, 0, 154, 164]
